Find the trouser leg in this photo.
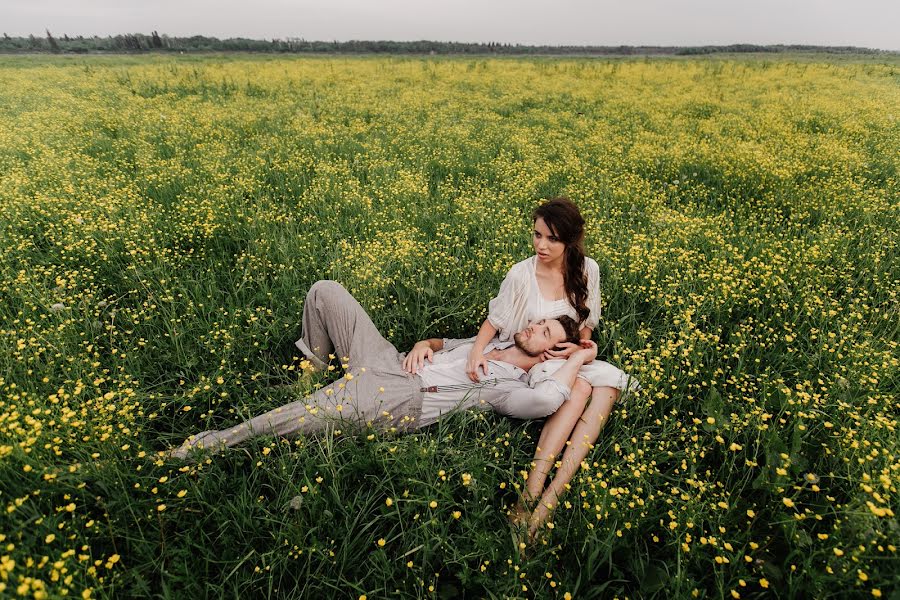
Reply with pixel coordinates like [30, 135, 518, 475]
[169, 369, 422, 460]
[295, 280, 406, 374]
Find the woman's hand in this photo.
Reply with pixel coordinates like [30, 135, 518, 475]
[466, 348, 489, 382]
[403, 341, 434, 374]
[541, 341, 580, 361]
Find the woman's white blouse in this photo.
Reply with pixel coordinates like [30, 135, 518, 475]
[487, 256, 601, 342]
[487, 255, 641, 402]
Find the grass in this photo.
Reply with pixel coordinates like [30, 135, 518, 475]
[0, 53, 897, 598]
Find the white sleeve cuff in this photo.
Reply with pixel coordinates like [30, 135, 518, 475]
[533, 377, 571, 403]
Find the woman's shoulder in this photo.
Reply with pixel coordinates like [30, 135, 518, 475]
[505, 256, 536, 278]
[583, 256, 600, 276]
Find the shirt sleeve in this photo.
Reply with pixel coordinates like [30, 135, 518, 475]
[583, 257, 602, 330]
[440, 337, 476, 353]
[495, 377, 571, 419]
[487, 262, 527, 333]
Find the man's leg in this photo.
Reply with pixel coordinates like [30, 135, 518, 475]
[295, 280, 405, 374]
[165, 280, 421, 461]
[167, 369, 419, 460]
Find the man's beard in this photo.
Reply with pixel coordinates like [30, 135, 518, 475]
[513, 331, 542, 357]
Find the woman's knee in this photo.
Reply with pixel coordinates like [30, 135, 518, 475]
[572, 377, 593, 398]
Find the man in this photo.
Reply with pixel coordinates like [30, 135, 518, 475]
[167, 280, 597, 461]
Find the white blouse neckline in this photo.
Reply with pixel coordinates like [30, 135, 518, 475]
[529, 256, 567, 303]
[486, 256, 601, 341]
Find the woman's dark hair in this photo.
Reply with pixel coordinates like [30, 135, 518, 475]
[556, 315, 582, 346]
[532, 197, 590, 325]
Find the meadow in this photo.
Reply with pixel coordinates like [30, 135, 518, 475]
[0, 54, 897, 598]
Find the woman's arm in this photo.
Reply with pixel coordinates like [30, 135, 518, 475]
[466, 318, 497, 382]
[502, 340, 598, 418]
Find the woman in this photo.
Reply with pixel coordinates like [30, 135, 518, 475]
[466, 198, 638, 541]
[466, 198, 598, 379]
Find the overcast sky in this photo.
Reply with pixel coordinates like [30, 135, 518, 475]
[3, 0, 898, 50]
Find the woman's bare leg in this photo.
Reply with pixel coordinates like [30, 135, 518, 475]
[523, 378, 593, 503]
[510, 378, 592, 529]
[528, 385, 618, 538]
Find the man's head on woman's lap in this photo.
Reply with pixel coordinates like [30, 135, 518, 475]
[511, 315, 581, 357]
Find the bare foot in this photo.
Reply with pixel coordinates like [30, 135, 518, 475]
[528, 500, 554, 541]
[163, 430, 219, 461]
[508, 499, 531, 528]
[508, 497, 537, 559]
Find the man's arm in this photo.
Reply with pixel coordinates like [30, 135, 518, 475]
[497, 342, 598, 419]
[402, 338, 444, 374]
[544, 341, 597, 391]
[541, 326, 592, 360]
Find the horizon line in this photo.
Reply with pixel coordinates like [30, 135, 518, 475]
[6, 32, 898, 53]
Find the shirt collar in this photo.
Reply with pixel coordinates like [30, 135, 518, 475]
[486, 340, 516, 351]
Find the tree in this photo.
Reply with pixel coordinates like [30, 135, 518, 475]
[46, 29, 61, 53]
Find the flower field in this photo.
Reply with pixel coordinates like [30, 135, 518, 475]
[0, 54, 897, 598]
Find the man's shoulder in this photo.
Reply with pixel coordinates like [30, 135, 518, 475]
[440, 336, 476, 352]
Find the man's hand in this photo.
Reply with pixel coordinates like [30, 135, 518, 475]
[403, 341, 434, 374]
[466, 348, 489, 382]
[573, 339, 598, 364]
[541, 341, 581, 361]
[541, 339, 600, 400]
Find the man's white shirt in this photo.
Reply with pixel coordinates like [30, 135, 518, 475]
[415, 337, 572, 426]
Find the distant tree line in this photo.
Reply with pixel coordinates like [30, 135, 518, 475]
[0, 32, 888, 56]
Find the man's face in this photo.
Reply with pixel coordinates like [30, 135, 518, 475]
[513, 319, 567, 357]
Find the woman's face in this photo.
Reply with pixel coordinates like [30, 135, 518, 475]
[533, 217, 566, 265]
